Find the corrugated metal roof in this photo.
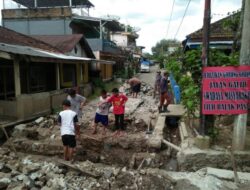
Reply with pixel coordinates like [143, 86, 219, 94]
[72, 16, 124, 31]
[0, 43, 92, 61]
[0, 43, 115, 64]
[0, 26, 62, 53]
[12, 0, 94, 8]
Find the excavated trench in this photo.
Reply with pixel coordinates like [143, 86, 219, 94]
[3, 115, 181, 171]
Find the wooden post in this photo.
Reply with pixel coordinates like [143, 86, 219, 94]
[233, 0, 249, 150]
[13, 58, 21, 97]
[200, 0, 211, 136]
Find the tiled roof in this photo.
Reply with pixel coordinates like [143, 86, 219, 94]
[0, 26, 62, 53]
[32, 34, 95, 58]
[186, 12, 240, 42]
[32, 34, 84, 53]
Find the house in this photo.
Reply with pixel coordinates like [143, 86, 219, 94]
[1, 0, 127, 81]
[70, 15, 126, 80]
[183, 12, 240, 53]
[31, 34, 95, 84]
[0, 26, 93, 121]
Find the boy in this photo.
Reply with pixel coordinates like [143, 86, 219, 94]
[106, 88, 128, 136]
[92, 89, 112, 135]
[58, 99, 79, 161]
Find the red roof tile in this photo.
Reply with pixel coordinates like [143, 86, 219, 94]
[32, 34, 83, 53]
[0, 26, 62, 53]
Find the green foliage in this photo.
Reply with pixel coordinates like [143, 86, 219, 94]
[165, 48, 240, 121]
[92, 78, 105, 88]
[208, 127, 220, 143]
[89, 81, 121, 100]
[151, 39, 180, 64]
[179, 75, 200, 117]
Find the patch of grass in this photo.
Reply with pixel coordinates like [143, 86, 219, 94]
[88, 81, 122, 100]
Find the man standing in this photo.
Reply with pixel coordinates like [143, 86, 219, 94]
[159, 72, 171, 113]
[67, 88, 86, 123]
[128, 77, 141, 98]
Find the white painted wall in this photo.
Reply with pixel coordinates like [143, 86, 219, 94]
[111, 34, 128, 47]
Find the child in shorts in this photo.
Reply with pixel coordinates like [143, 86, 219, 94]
[58, 99, 79, 161]
[92, 89, 111, 135]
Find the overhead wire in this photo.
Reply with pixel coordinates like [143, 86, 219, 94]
[166, 0, 175, 39]
[174, 0, 192, 39]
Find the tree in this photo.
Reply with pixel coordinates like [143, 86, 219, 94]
[223, 10, 241, 52]
[151, 39, 180, 58]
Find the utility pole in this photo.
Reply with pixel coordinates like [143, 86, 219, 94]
[200, 0, 211, 135]
[233, 0, 249, 150]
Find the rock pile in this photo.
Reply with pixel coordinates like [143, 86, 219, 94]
[0, 147, 175, 190]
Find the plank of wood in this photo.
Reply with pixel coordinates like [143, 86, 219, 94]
[56, 159, 101, 178]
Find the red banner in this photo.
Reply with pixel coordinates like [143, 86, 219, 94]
[202, 66, 250, 115]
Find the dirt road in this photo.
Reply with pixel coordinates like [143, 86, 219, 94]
[137, 65, 159, 87]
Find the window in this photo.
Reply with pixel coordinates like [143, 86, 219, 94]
[0, 60, 15, 100]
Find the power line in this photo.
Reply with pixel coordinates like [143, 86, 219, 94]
[174, 0, 192, 39]
[166, 0, 175, 39]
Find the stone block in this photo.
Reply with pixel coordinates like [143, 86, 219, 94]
[194, 135, 210, 149]
[35, 117, 44, 124]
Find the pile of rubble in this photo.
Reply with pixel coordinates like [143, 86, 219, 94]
[1, 146, 250, 190]
[0, 147, 175, 190]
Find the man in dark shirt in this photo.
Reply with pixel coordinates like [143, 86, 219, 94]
[159, 72, 171, 112]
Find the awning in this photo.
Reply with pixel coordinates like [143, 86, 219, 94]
[0, 43, 92, 61]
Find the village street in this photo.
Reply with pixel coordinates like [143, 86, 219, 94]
[0, 0, 250, 189]
[1, 65, 250, 190]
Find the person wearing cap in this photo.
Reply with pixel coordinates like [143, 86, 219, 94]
[58, 99, 79, 161]
[67, 88, 86, 123]
[159, 71, 171, 112]
[154, 70, 162, 99]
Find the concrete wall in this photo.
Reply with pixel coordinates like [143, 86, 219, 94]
[50, 90, 67, 111]
[3, 18, 72, 35]
[2, 8, 72, 19]
[111, 34, 127, 47]
[0, 90, 68, 121]
[0, 100, 18, 119]
[16, 92, 51, 120]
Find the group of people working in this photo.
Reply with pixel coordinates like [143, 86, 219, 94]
[57, 70, 171, 161]
[58, 88, 128, 161]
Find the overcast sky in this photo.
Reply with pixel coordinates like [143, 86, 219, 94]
[1, 0, 242, 53]
[90, 0, 242, 52]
